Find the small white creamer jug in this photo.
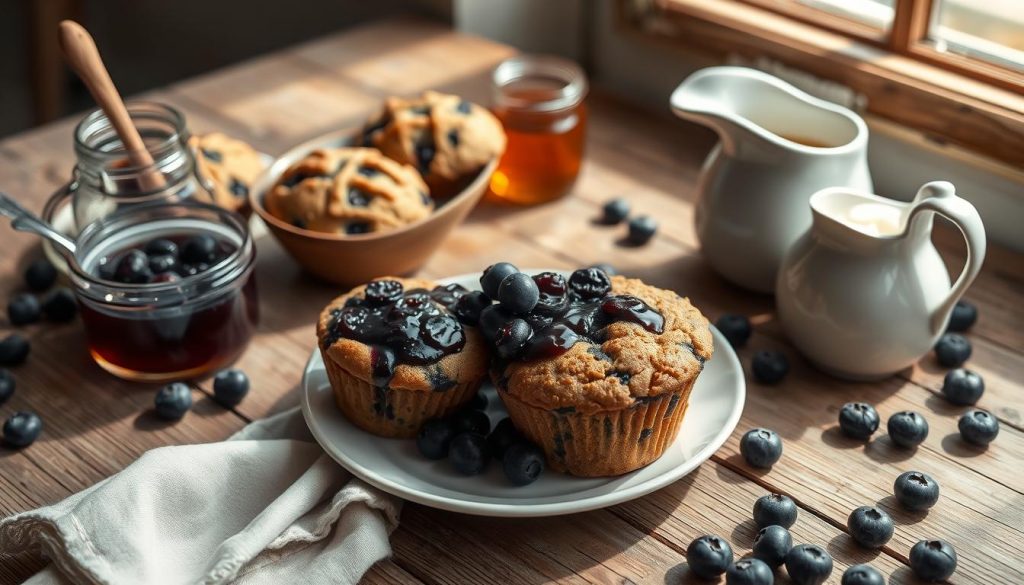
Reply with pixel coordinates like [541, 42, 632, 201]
[776, 181, 986, 380]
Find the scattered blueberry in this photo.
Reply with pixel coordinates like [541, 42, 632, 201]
[3, 411, 42, 448]
[497, 272, 540, 315]
[503, 441, 545, 486]
[887, 411, 929, 448]
[601, 197, 630, 224]
[725, 558, 773, 585]
[934, 333, 971, 368]
[740, 428, 783, 468]
[847, 506, 894, 548]
[716, 314, 752, 348]
[894, 470, 940, 511]
[145, 238, 179, 257]
[495, 318, 532, 360]
[909, 540, 957, 582]
[841, 564, 885, 585]
[685, 535, 733, 579]
[469, 392, 488, 411]
[416, 418, 456, 460]
[154, 382, 193, 420]
[480, 262, 519, 298]
[784, 544, 833, 585]
[751, 350, 788, 384]
[838, 402, 879, 440]
[752, 524, 792, 567]
[449, 432, 490, 475]
[452, 408, 491, 436]
[753, 493, 798, 529]
[488, 417, 521, 460]
[958, 409, 999, 445]
[626, 215, 658, 245]
[946, 300, 977, 333]
[941, 368, 984, 405]
[212, 369, 250, 407]
[42, 288, 77, 322]
[180, 234, 218, 265]
[453, 291, 491, 326]
[0, 334, 30, 366]
[112, 249, 153, 284]
[24, 259, 57, 292]
[0, 369, 13, 404]
[7, 293, 41, 326]
[587, 263, 617, 276]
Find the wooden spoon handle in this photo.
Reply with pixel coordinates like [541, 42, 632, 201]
[58, 20, 165, 190]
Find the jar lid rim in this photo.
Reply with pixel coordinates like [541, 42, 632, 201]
[492, 55, 588, 113]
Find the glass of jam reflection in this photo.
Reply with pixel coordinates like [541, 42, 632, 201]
[69, 203, 258, 382]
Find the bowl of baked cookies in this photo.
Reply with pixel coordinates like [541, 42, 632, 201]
[250, 90, 505, 285]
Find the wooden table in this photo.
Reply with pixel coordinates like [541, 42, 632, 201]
[1, 19, 1022, 585]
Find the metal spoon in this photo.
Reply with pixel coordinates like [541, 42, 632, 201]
[0, 192, 77, 255]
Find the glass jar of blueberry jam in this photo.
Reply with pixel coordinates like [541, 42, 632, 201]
[68, 203, 258, 382]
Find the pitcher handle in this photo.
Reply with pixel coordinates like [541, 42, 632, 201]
[908, 181, 987, 335]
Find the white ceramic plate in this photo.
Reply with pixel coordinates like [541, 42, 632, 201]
[300, 271, 746, 517]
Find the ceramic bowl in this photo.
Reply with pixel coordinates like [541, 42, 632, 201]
[250, 128, 496, 286]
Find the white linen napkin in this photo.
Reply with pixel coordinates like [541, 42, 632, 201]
[0, 407, 402, 585]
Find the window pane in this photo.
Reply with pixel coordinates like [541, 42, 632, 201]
[931, 0, 1024, 71]
[796, 0, 895, 29]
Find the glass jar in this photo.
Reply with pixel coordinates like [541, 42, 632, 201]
[489, 55, 588, 205]
[69, 203, 258, 382]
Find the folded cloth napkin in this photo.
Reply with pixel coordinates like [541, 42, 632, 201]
[0, 407, 402, 585]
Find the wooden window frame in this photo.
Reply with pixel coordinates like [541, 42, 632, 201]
[623, 0, 1024, 168]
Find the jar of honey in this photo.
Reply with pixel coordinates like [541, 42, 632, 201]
[489, 55, 588, 205]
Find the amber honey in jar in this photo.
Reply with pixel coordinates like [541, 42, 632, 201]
[489, 55, 588, 205]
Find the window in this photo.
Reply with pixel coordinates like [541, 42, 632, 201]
[929, 0, 1024, 71]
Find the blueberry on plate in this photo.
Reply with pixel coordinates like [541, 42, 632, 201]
[946, 299, 977, 333]
[626, 215, 658, 245]
[841, 564, 885, 585]
[416, 418, 456, 460]
[180, 234, 218, 265]
[0, 369, 14, 404]
[685, 535, 733, 579]
[42, 288, 78, 322]
[480, 262, 519, 299]
[725, 558, 773, 585]
[941, 368, 984, 406]
[452, 408, 491, 436]
[449, 432, 490, 475]
[784, 544, 833, 585]
[752, 524, 792, 567]
[154, 382, 193, 420]
[503, 441, 545, 486]
[495, 318, 533, 360]
[887, 410, 929, 448]
[24, 259, 57, 292]
[751, 350, 788, 384]
[453, 291, 491, 326]
[0, 334, 30, 366]
[716, 314, 752, 348]
[7, 293, 41, 326]
[909, 540, 957, 582]
[847, 506, 894, 548]
[488, 417, 521, 460]
[838, 402, 879, 440]
[497, 272, 540, 315]
[958, 409, 999, 445]
[894, 470, 940, 511]
[3, 411, 42, 448]
[934, 333, 971, 368]
[753, 493, 798, 529]
[740, 428, 783, 468]
[212, 369, 250, 407]
[601, 197, 630, 224]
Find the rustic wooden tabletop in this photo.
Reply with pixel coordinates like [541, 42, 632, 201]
[1, 19, 1021, 585]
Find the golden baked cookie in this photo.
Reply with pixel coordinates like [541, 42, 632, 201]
[361, 91, 506, 195]
[266, 147, 432, 235]
[190, 132, 266, 214]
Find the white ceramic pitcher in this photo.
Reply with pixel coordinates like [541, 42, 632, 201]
[776, 181, 986, 380]
[671, 67, 873, 293]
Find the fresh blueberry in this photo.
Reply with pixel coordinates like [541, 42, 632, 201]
[42, 288, 77, 322]
[784, 544, 833, 585]
[416, 418, 456, 460]
[154, 382, 193, 420]
[478, 304, 514, 344]
[112, 249, 153, 284]
[958, 409, 999, 445]
[364, 279, 404, 305]
[24, 259, 57, 292]
[841, 564, 885, 585]
[626, 215, 657, 245]
[887, 411, 929, 448]
[452, 408, 491, 436]
[751, 350, 788, 384]
[740, 428, 783, 468]
[894, 470, 940, 511]
[838, 402, 880, 440]
[3, 411, 42, 448]
[7, 294, 41, 326]
[941, 368, 984, 405]
[453, 291, 491, 326]
[0, 334, 30, 366]
[212, 369, 250, 407]
[497, 272, 540, 315]
[495, 318, 532, 360]
[725, 558, 773, 585]
[449, 432, 490, 475]
[934, 333, 971, 367]
[587, 263, 617, 276]
[909, 540, 957, 582]
[946, 300, 977, 333]
[568, 267, 612, 301]
[0, 369, 14, 404]
[752, 524, 792, 567]
[503, 441, 545, 486]
[716, 314, 752, 348]
[847, 506, 894, 548]
[180, 234, 219, 265]
[480, 262, 519, 299]
[469, 392, 488, 410]
[601, 197, 630, 224]
[488, 417, 522, 460]
[753, 493, 798, 529]
[145, 238, 179, 257]
[685, 535, 733, 579]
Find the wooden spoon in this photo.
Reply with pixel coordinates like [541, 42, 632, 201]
[58, 20, 166, 190]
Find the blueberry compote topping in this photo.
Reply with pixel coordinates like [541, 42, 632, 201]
[96, 234, 234, 284]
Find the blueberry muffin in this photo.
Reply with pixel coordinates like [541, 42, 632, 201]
[360, 91, 506, 196]
[486, 267, 713, 476]
[317, 278, 490, 438]
[190, 132, 266, 214]
[266, 147, 431, 235]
